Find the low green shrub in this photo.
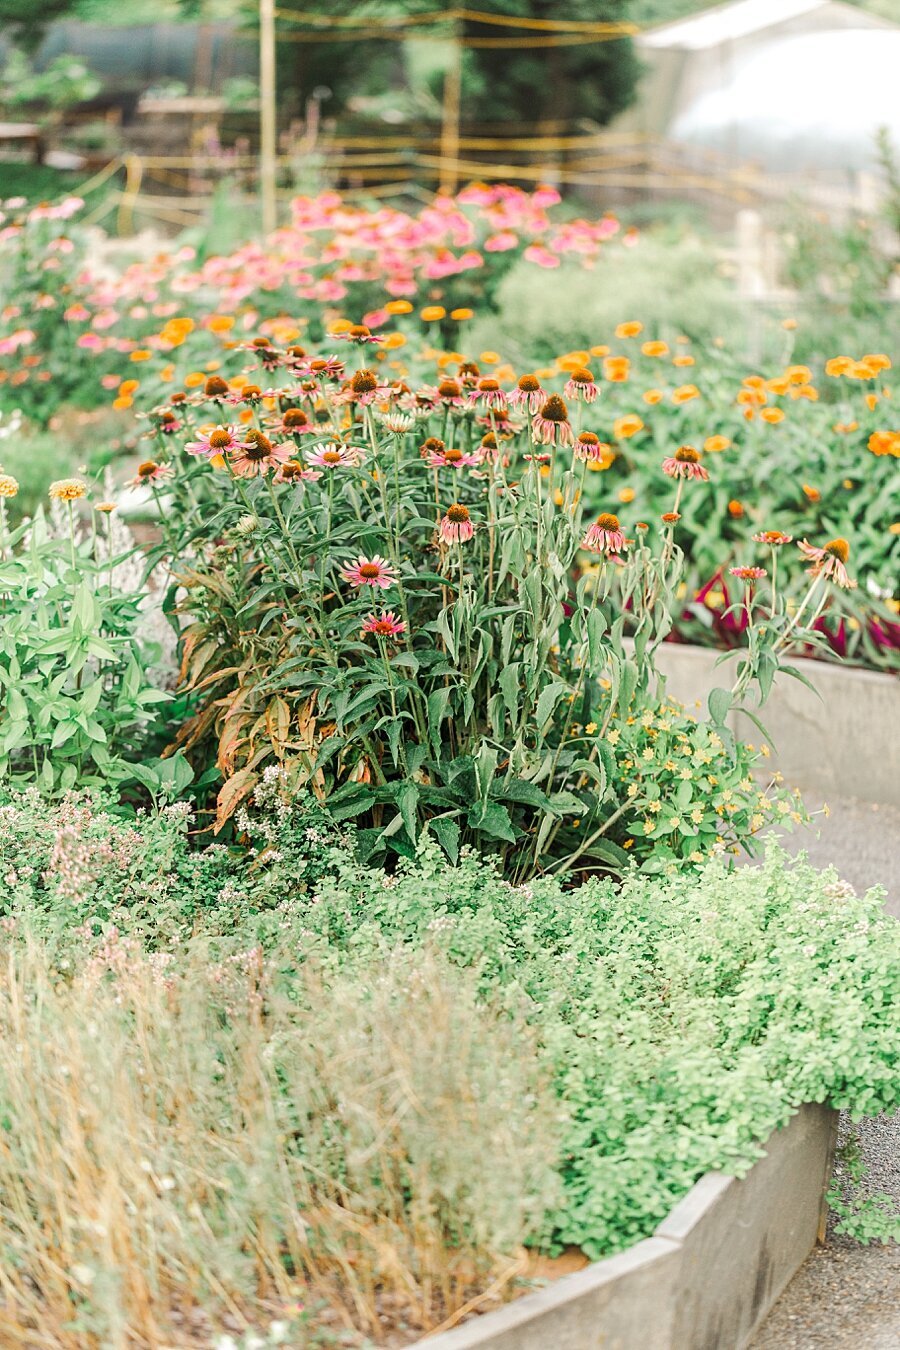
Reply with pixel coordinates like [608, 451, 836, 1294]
[2, 788, 897, 1273]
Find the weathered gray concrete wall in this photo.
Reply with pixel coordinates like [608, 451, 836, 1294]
[651, 645, 900, 810]
[423, 1104, 838, 1350]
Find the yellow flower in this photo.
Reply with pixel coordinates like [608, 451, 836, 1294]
[648, 800, 662, 813]
[691, 807, 704, 824]
[607, 728, 620, 746]
[618, 486, 636, 504]
[642, 747, 654, 761]
[641, 340, 668, 357]
[672, 384, 700, 404]
[386, 300, 413, 316]
[615, 320, 643, 338]
[0, 473, 19, 498]
[643, 388, 664, 405]
[451, 308, 474, 321]
[704, 435, 731, 454]
[49, 479, 87, 502]
[420, 306, 446, 322]
[642, 819, 655, 835]
[627, 783, 639, 798]
[585, 721, 598, 734]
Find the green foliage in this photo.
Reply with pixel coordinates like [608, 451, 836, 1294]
[3, 797, 898, 1263]
[0, 51, 101, 113]
[828, 1129, 900, 1244]
[0, 507, 172, 795]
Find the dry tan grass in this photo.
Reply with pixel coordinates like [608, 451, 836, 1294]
[0, 938, 560, 1348]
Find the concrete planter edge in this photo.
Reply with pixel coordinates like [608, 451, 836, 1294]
[421, 1103, 839, 1350]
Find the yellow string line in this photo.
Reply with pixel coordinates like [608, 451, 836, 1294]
[68, 156, 123, 198]
[272, 7, 634, 32]
[267, 28, 632, 46]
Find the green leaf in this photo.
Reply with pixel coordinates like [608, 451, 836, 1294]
[467, 800, 517, 843]
[430, 815, 460, 864]
[708, 686, 732, 727]
[396, 782, 419, 844]
[535, 680, 570, 729]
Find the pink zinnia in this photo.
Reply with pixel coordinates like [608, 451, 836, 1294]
[582, 513, 627, 555]
[184, 425, 249, 458]
[564, 367, 600, 404]
[532, 395, 574, 447]
[341, 554, 399, 589]
[729, 566, 767, 580]
[361, 610, 406, 639]
[797, 538, 856, 589]
[507, 374, 546, 414]
[662, 446, 709, 480]
[305, 442, 364, 470]
[439, 504, 475, 544]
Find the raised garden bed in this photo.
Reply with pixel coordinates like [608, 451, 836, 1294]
[426, 1104, 838, 1350]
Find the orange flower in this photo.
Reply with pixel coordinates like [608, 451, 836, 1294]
[328, 318, 352, 334]
[786, 365, 812, 384]
[672, 354, 695, 368]
[613, 414, 644, 440]
[185, 371, 206, 388]
[672, 384, 700, 404]
[129, 349, 152, 362]
[760, 407, 785, 424]
[618, 486, 636, 503]
[208, 315, 236, 334]
[382, 333, 406, 350]
[781, 318, 798, 330]
[765, 377, 789, 395]
[558, 350, 591, 371]
[865, 393, 879, 411]
[604, 356, 630, 383]
[742, 375, 766, 390]
[615, 321, 643, 338]
[479, 350, 500, 364]
[703, 435, 731, 453]
[642, 388, 664, 405]
[386, 300, 413, 315]
[118, 379, 139, 396]
[868, 430, 900, 457]
[420, 306, 446, 321]
[802, 484, 821, 502]
[728, 500, 744, 518]
[641, 340, 669, 357]
[160, 363, 175, 383]
[737, 387, 766, 407]
[112, 395, 132, 410]
[789, 384, 818, 401]
[825, 356, 853, 377]
[589, 344, 610, 358]
[864, 353, 891, 373]
[833, 421, 858, 433]
[451, 308, 474, 320]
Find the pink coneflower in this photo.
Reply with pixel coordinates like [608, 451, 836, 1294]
[422, 440, 478, 469]
[532, 395, 574, 447]
[154, 409, 183, 435]
[582, 513, 627, 555]
[564, 367, 600, 403]
[476, 406, 515, 433]
[797, 538, 856, 589]
[507, 373, 546, 414]
[339, 323, 382, 344]
[574, 432, 613, 464]
[729, 566, 767, 580]
[662, 445, 709, 480]
[128, 460, 172, 487]
[241, 337, 282, 371]
[306, 355, 345, 380]
[361, 610, 406, 639]
[343, 368, 390, 406]
[273, 458, 321, 484]
[305, 442, 364, 470]
[341, 554, 399, 589]
[227, 383, 264, 405]
[752, 530, 793, 546]
[185, 424, 249, 458]
[230, 430, 293, 478]
[436, 378, 466, 407]
[468, 377, 507, 408]
[439, 503, 475, 544]
[277, 407, 318, 436]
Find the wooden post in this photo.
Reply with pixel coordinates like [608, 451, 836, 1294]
[259, 0, 277, 234]
[439, 23, 461, 196]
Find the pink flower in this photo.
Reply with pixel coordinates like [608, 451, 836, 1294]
[662, 446, 709, 480]
[439, 504, 475, 544]
[582, 513, 627, 555]
[797, 538, 856, 589]
[467, 377, 507, 409]
[531, 395, 574, 447]
[564, 368, 600, 403]
[341, 554, 399, 589]
[752, 530, 793, 546]
[361, 610, 406, 639]
[185, 425, 249, 459]
[305, 442, 364, 469]
[574, 433, 612, 464]
[338, 323, 383, 344]
[230, 432, 293, 478]
[729, 566, 767, 580]
[507, 375, 546, 414]
[128, 460, 172, 488]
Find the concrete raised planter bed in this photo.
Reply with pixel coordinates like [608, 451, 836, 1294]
[424, 1104, 838, 1350]
[652, 645, 900, 810]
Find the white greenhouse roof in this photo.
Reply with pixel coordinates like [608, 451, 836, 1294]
[671, 29, 900, 171]
[643, 0, 837, 49]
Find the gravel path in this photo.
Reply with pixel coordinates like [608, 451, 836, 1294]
[750, 797, 900, 1348]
